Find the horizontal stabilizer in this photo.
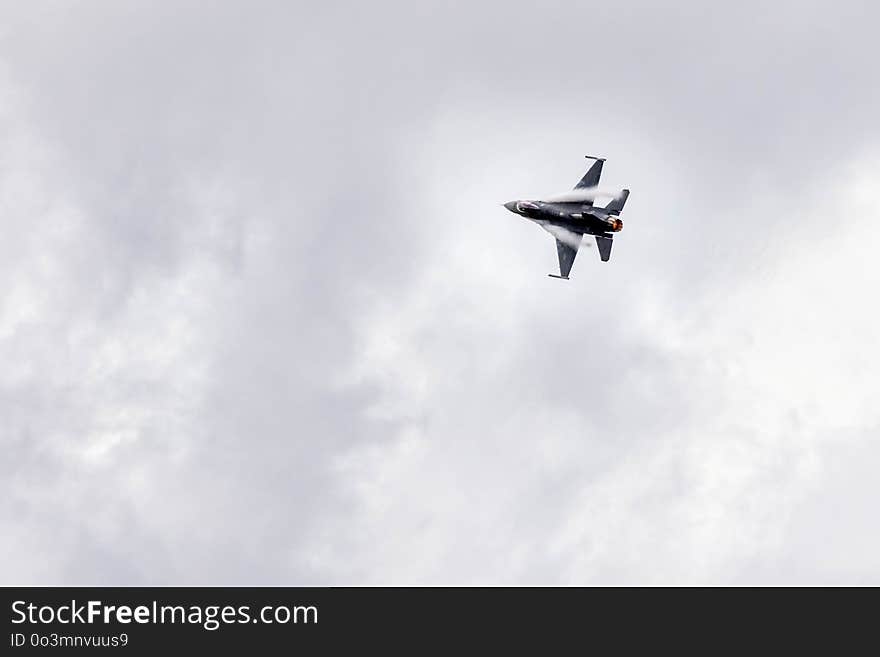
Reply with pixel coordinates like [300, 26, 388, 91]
[604, 189, 630, 215]
[595, 235, 613, 262]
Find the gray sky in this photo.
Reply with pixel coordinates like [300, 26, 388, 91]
[1, 0, 879, 584]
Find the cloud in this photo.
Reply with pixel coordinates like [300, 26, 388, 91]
[1, 1, 879, 585]
[295, 119, 880, 583]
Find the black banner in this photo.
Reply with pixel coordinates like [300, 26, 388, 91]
[1, 587, 872, 652]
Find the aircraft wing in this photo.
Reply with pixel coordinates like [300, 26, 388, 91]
[537, 222, 584, 279]
[573, 157, 605, 207]
[550, 235, 612, 276]
[552, 238, 580, 279]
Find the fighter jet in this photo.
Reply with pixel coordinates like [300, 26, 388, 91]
[503, 156, 630, 279]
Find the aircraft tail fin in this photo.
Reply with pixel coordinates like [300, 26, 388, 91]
[604, 189, 630, 215]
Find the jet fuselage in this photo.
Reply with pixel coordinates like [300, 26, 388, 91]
[503, 200, 623, 236]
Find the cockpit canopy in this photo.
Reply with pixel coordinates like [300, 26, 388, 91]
[516, 201, 539, 213]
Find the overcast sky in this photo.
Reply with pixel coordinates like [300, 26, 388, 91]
[2, 1, 879, 585]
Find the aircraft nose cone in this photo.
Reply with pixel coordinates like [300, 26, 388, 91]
[503, 201, 518, 213]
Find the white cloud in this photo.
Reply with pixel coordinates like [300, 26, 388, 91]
[2, 1, 879, 585]
[313, 138, 880, 583]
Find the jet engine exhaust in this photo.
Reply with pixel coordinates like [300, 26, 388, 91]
[604, 218, 623, 232]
